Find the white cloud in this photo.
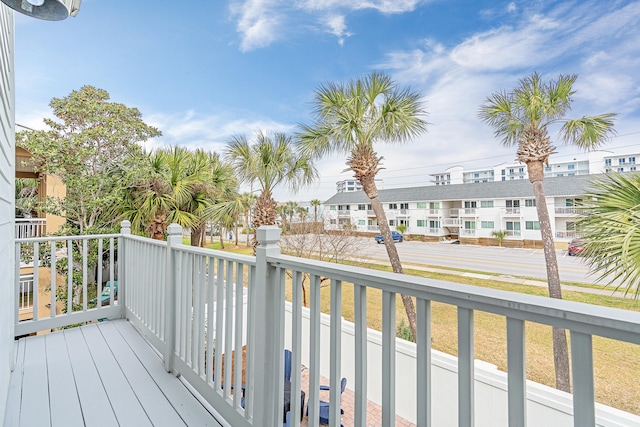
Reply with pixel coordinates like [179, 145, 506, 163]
[321, 14, 352, 45]
[231, 0, 284, 52]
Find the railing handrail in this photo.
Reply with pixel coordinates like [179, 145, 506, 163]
[15, 217, 46, 223]
[16, 232, 121, 244]
[173, 242, 256, 266]
[268, 253, 640, 345]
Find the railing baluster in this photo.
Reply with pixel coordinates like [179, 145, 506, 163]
[110, 237, 116, 308]
[97, 239, 103, 309]
[206, 254, 215, 386]
[233, 262, 244, 410]
[224, 259, 234, 391]
[193, 254, 202, 373]
[381, 290, 396, 426]
[244, 264, 255, 419]
[571, 331, 595, 427]
[67, 239, 73, 314]
[308, 273, 321, 427]
[32, 242, 39, 321]
[458, 307, 474, 427]
[198, 255, 207, 376]
[329, 279, 342, 427]
[416, 298, 431, 427]
[180, 250, 189, 360]
[50, 240, 56, 318]
[215, 257, 225, 394]
[354, 283, 367, 427]
[14, 241, 20, 325]
[290, 270, 303, 427]
[82, 239, 88, 312]
[507, 317, 526, 427]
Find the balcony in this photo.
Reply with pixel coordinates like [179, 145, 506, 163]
[460, 208, 477, 216]
[502, 207, 521, 216]
[366, 225, 379, 231]
[460, 228, 477, 236]
[337, 209, 351, 217]
[6, 222, 640, 426]
[555, 207, 584, 215]
[15, 217, 46, 238]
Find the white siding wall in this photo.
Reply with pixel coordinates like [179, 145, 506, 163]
[0, 4, 14, 421]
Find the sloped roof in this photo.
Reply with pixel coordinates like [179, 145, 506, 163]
[323, 174, 596, 204]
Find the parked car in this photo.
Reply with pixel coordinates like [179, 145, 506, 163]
[375, 231, 403, 244]
[567, 238, 587, 256]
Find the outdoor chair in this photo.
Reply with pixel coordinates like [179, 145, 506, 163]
[306, 377, 347, 426]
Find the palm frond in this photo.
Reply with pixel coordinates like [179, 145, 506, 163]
[560, 113, 617, 149]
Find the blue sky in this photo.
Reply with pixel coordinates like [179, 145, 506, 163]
[13, 0, 640, 202]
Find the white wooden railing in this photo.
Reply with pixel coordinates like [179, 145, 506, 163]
[18, 274, 34, 311]
[13, 221, 640, 427]
[15, 217, 46, 238]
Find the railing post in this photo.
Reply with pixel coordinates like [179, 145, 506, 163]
[164, 223, 182, 374]
[252, 226, 281, 425]
[120, 221, 131, 318]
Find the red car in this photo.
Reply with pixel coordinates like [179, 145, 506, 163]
[567, 239, 587, 256]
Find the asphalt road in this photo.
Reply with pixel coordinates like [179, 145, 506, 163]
[352, 238, 602, 285]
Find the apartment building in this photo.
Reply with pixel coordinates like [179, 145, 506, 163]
[430, 149, 639, 185]
[324, 174, 592, 247]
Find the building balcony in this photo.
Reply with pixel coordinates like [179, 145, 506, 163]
[555, 207, 584, 215]
[396, 209, 409, 216]
[15, 217, 46, 238]
[502, 207, 521, 216]
[366, 225, 379, 231]
[442, 217, 462, 227]
[6, 222, 640, 426]
[460, 208, 477, 216]
[556, 231, 583, 239]
[460, 228, 477, 236]
[337, 209, 351, 216]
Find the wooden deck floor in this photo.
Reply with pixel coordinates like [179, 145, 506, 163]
[4, 319, 222, 427]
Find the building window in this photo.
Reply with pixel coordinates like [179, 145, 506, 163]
[519, 167, 524, 173]
[557, 173, 563, 177]
[464, 221, 476, 230]
[474, 173, 479, 178]
[399, 203, 409, 209]
[509, 168, 514, 175]
[389, 203, 397, 210]
[501, 169, 506, 176]
[330, 205, 336, 210]
[618, 168, 624, 172]
[480, 200, 494, 208]
[506, 221, 521, 231]
[358, 204, 366, 210]
[338, 205, 350, 210]
[630, 157, 636, 164]
[605, 159, 612, 166]
[525, 199, 536, 207]
[525, 221, 540, 230]
[544, 166, 552, 172]
[429, 220, 440, 228]
[358, 220, 365, 226]
[389, 219, 395, 226]
[417, 220, 426, 227]
[330, 219, 337, 224]
[619, 158, 626, 165]
[417, 202, 427, 209]
[464, 201, 477, 208]
[506, 200, 520, 208]
[632, 167, 637, 171]
[568, 164, 575, 170]
[481, 221, 494, 229]
[502, 177, 505, 181]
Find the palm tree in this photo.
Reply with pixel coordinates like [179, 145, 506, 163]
[478, 72, 616, 392]
[296, 206, 308, 223]
[298, 72, 428, 341]
[276, 204, 289, 233]
[310, 199, 321, 223]
[239, 192, 257, 247]
[577, 172, 640, 297]
[285, 201, 299, 232]
[225, 130, 317, 252]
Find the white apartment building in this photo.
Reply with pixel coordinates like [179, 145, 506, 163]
[336, 178, 383, 193]
[323, 174, 593, 247]
[430, 149, 639, 185]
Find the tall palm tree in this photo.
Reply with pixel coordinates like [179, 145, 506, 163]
[285, 201, 299, 232]
[298, 72, 428, 341]
[310, 199, 321, 223]
[577, 172, 640, 297]
[239, 192, 257, 247]
[478, 72, 616, 392]
[225, 130, 317, 252]
[276, 204, 289, 234]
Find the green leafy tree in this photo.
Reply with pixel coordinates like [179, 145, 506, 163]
[298, 72, 428, 341]
[478, 72, 616, 391]
[396, 223, 407, 235]
[577, 172, 640, 297]
[17, 86, 161, 233]
[15, 178, 38, 217]
[225, 130, 317, 252]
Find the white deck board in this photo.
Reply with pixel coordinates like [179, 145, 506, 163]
[95, 322, 186, 427]
[45, 332, 84, 427]
[20, 335, 52, 427]
[80, 324, 153, 427]
[5, 319, 223, 427]
[110, 320, 222, 427]
[64, 327, 120, 427]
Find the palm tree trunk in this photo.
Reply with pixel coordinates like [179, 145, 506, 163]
[362, 178, 418, 342]
[528, 160, 571, 392]
[191, 223, 205, 247]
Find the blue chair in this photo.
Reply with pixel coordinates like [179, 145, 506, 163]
[284, 349, 292, 381]
[307, 377, 347, 426]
